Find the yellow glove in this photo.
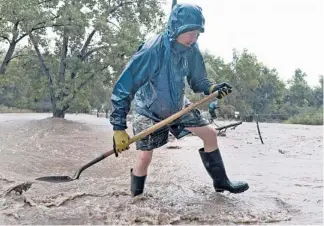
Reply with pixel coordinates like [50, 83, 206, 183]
[113, 130, 130, 157]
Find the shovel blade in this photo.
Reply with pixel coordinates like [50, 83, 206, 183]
[35, 176, 75, 183]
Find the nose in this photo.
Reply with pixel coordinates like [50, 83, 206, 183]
[190, 33, 199, 43]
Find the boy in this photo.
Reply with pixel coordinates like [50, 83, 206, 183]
[110, 3, 249, 197]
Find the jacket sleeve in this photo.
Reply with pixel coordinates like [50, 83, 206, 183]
[186, 44, 213, 95]
[110, 46, 159, 130]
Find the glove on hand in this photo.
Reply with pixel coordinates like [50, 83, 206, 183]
[209, 82, 232, 99]
[113, 130, 130, 157]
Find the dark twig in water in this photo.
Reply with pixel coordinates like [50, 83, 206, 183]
[167, 145, 181, 149]
[215, 121, 242, 133]
[211, 120, 243, 136]
[5, 182, 32, 196]
[255, 114, 264, 144]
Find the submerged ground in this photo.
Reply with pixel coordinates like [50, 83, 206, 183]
[0, 113, 322, 224]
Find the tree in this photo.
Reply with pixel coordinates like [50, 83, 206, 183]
[221, 49, 286, 119]
[312, 75, 323, 109]
[27, 0, 165, 118]
[0, 0, 59, 75]
[88, 75, 111, 117]
[0, 46, 52, 111]
[287, 68, 313, 108]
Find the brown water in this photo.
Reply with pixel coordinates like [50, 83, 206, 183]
[0, 113, 323, 224]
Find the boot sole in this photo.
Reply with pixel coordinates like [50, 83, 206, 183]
[216, 184, 249, 194]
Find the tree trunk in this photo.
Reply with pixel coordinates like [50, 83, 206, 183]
[29, 33, 61, 117]
[0, 42, 16, 75]
[0, 21, 20, 75]
[53, 108, 65, 118]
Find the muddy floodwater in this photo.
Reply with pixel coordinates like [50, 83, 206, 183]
[0, 113, 323, 224]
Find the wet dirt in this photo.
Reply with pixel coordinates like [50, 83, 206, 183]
[0, 113, 323, 224]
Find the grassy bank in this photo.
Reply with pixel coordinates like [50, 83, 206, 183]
[285, 111, 323, 125]
[0, 105, 34, 113]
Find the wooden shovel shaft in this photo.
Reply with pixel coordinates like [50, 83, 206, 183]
[73, 90, 220, 179]
[129, 90, 220, 144]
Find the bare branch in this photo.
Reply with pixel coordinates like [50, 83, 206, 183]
[80, 29, 96, 56]
[70, 30, 97, 79]
[33, 14, 60, 28]
[80, 65, 109, 90]
[0, 36, 10, 43]
[29, 32, 56, 108]
[70, 45, 109, 80]
[68, 0, 134, 80]
[9, 46, 29, 61]
[8, 53, 27, 61]
[62, 65, 109, 112]
[82, 46, 109, 60]
[16, 14, 61, 43]
[0, 20, 21, 74]
[15, 33, 29, 43]
[58, 30, 68, 85]
[11, 21, 20, 43]
[0, 42, 16, 74]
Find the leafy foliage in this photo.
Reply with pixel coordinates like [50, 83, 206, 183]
[285, 109, 323, 125]
[0, 0, 322, 125]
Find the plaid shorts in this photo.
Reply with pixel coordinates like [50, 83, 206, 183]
[131, 109, 210, 150]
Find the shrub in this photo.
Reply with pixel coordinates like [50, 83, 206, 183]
[285, 110, 323, 125]
[0, 105, 34, 113]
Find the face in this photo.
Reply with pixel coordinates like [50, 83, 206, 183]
[176, 30, 200, 47]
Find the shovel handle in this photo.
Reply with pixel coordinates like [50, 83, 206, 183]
[104, 90, 221, 154]
[73, 90, 221, 178]
[129, 90, 221, 144]
[73, 150, 114, 179]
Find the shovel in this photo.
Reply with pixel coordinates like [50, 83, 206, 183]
[35, 90, 225, 183]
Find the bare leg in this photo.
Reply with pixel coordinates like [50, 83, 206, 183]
[131, 150, 153, 196]
[185, 125, 218, 152]
[132, 150, 153, 176]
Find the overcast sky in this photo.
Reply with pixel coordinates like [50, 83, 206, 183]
[164, 0, 323, 87]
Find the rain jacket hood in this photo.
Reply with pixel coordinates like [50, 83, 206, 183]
[110, 3, 212, 130]
[167, 3, 205, 41]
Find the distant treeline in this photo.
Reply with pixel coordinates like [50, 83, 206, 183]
[0, 0, 322, 125]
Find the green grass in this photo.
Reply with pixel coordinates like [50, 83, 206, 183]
[284, 111, 323, 125]
[0, 105, 34, 113]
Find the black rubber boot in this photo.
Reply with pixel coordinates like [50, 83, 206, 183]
[199, 148, 249, 194]
[130, 168, 147, 197]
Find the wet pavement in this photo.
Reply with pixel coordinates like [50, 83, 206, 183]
[0, 113, 323, 224]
